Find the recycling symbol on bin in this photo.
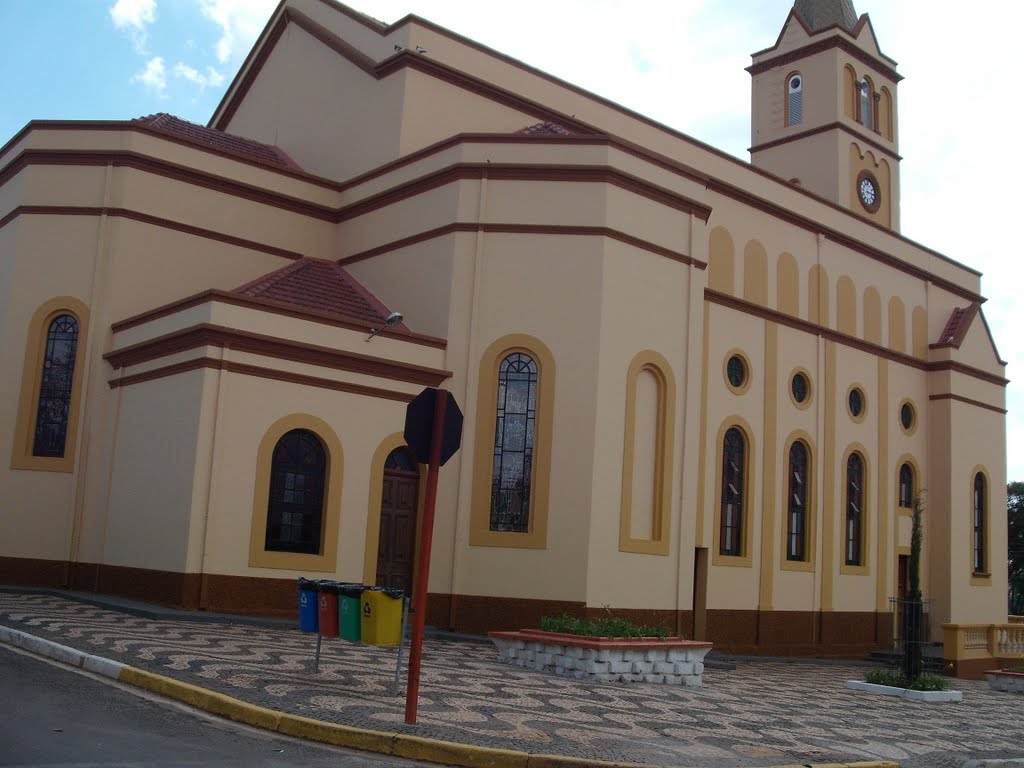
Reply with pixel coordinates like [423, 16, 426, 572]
[363, 602, 371, 617]
[320, 595, 327, 608]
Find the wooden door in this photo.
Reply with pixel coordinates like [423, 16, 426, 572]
[375, 448, 419, 595]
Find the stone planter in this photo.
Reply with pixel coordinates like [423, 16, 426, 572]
[985, 669, 1024, 693]
[846, 680, 963, 702]
[488, 629, 713, 686]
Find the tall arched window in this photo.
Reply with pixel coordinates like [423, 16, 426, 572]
[489, 352, 538, 533]
[858, 79, 873, 130]
[720, 428, 746, 556]
[845, 453, 865, 566]
[787, 441, 809, 561]
[32, 314, 80, 458]
[899, 463, 914, 509]
[786, 73, 803, 126]
[265, 429, 327, 554]
[973, 473, 987, 573]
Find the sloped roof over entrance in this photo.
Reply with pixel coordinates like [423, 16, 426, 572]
[233, 257, 406, 330]
[793, 0, 859, 33]
[133, 113, 302, 171]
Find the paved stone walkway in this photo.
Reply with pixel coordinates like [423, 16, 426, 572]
[1, 591, 1022, 767]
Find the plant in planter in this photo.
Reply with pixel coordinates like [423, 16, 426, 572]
[848, 493, 963, 702]
[490, 612, 713, 686]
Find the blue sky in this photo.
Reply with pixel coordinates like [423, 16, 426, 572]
[2, 0, 1022, 481]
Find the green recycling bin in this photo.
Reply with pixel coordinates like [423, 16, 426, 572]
[338, 584, 364, 641]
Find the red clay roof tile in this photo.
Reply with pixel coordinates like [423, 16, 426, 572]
[233, 257, 405, 330]
[133, 113, 302, 170]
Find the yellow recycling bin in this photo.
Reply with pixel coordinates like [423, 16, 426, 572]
[360, 588, 404, 645]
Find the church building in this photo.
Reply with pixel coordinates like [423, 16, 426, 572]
[0, 0, 1011, 674]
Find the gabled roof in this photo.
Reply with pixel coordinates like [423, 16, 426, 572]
[935, 304, 979, 349]
[233, 257, 405, 330]
[793, 0, 859, 33]
[133, 113, 302, 171]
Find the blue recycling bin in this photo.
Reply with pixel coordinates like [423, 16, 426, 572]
[297, 577, 319, 633]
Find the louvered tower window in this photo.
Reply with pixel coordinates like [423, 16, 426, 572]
[787, 74, 803, 126]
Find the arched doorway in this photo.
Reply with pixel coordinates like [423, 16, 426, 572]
[375, 446, 420, 593]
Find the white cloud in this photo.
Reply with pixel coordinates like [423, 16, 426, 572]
[197, 0, 278, 63]
[131, 56, 167, 94]
[110, 0, 157, 54]
[173, 62, 226, 90]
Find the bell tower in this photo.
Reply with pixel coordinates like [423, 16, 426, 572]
[749, 0, 902, 230]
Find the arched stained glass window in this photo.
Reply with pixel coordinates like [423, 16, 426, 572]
[265, 429, 326, 554]
[899, 463, 914, 509]
[384, 446, 418, 474]
[32, 314, 80, 458]
[489, 353, 538, 532]
[845, 453, 864, 566]
[720, 427, 746, 556]
[973, 473, 986, 574]
[787, 441, 808, 561]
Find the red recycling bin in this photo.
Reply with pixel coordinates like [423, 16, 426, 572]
[317, 581, 340, 637]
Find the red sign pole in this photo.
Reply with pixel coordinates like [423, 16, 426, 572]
[404, 388, 447, 724]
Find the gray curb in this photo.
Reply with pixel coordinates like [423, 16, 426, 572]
[0, 624, 124, 679]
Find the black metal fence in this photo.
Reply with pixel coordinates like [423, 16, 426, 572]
[887, 596, 940, 676]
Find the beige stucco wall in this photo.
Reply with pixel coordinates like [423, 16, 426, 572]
[224, 22, 406, 182]
[102, 372, 206, 572]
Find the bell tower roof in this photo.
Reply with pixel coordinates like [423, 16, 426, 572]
[793, 0, 859, 33]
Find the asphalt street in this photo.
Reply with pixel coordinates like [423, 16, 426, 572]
[0, 645, 430, 768]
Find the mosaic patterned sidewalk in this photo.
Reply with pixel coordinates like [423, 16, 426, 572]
[1, 592, 1022, 767]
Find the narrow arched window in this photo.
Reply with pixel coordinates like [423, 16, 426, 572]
[973, 473, 986, 573]
[32, 314, 80, 457]
[720, 428, 746, 556]
[787, 73, 803, 126]
[265, 429, 326, 554]
[858, 79, 873, 129]
[899, 463, 914, 508]
[845, 452, 864, 566]
[787, 441, 809, 561]
[489, 353, 538, 532]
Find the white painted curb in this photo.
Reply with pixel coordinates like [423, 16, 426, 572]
[0, 624, 125, 680]
[847, 679, 963, 702]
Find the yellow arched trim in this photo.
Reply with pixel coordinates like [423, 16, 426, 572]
[839, 442, 871, 576]
[780, 431, 817, 573]
[743, 239, 768, 305]
[711, 416, 756, 568]
[469, 334, 555, 549]
[776, 252, 799, 317]
[836, 276, 857, 336]
[843, 65, 857, 119]
[969, 465, 992, 585]
[248, 414, 343, 572]
[619, 351, 676, 556]
[863, 286, 882, 345]
[362, 433, 427, 585]
[893, 453, 921, 518]
[11, 297, 91, 473]
[888, 296, 906, 353]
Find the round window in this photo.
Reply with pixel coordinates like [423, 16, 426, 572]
[791, 372, 809, 404]
[727, 355, 747, 389]
[900, 402, 914, 431]
[849, 388, 864, 419]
